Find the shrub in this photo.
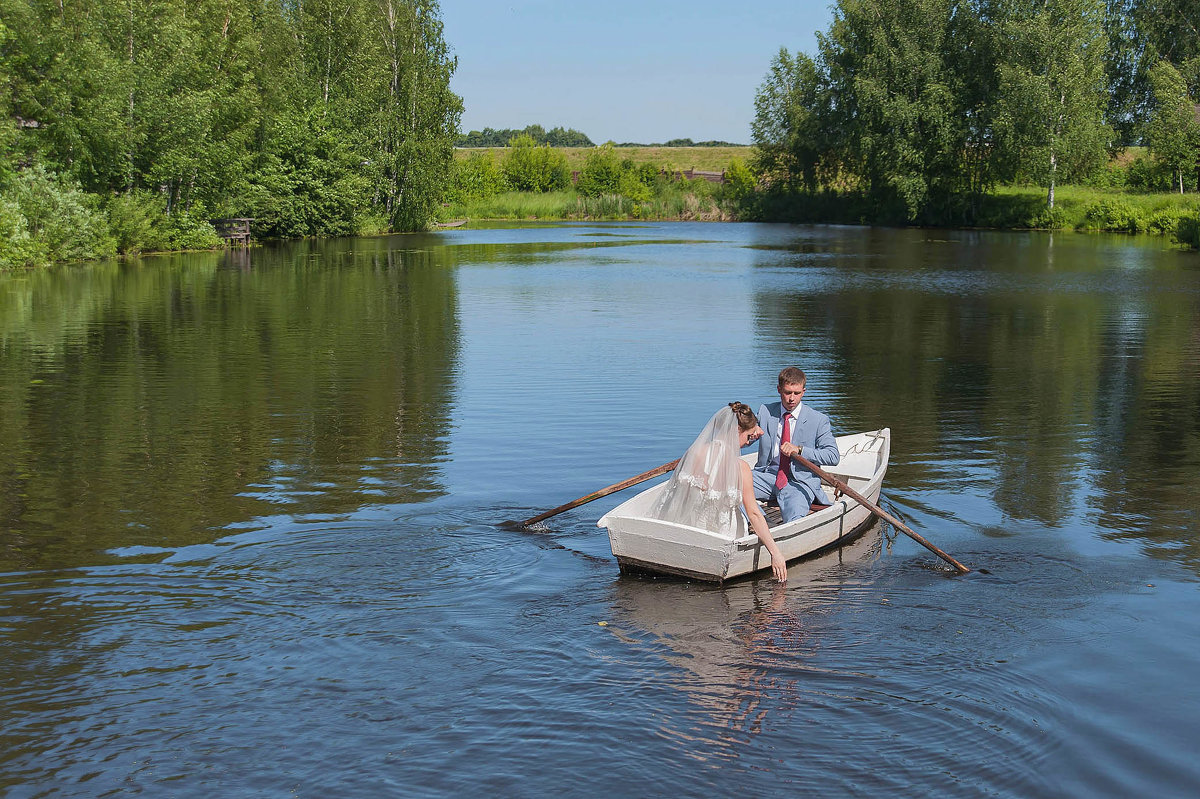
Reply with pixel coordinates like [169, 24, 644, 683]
[246, 113, 372, 238]
[0, 196, 44, 268]
[449, 151, 508, 202]
[575, 144, 623, 197]
[1125, 155, 1174, 192]
[1175, 212, 1200, 249]
[162, 205, 222, 250]
[501, 134, 570, 192]
[1145, 206, 1190, 235]
[5, 165, 116, 262]
[1078, 199, 1143, 233]
[106, 190, 170, 254]
[618, 159, 658, 201]
[1029, 204, 1069, 230]
[725, 158, 755, 202]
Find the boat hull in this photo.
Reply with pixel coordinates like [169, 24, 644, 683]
[598, 429, 891, 583]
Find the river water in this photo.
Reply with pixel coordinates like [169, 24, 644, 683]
[1, 222, 1198, 796]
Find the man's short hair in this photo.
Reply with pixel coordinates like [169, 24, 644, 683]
[778, 367, 807, 389]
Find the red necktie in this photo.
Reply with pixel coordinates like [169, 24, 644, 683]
[775, 412, 792, 489]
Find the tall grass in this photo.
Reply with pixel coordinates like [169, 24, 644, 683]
[455, 146, 751, 174]
[445, 191, 574, 220]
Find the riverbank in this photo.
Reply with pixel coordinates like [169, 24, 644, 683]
[6, 180, 1197, 273]
[442, 183, 1200, 247]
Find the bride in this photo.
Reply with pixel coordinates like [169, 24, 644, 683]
[648, 402, 788, 582]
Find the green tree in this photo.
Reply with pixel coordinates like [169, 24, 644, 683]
[1146, 60, 1200, 192]
[6, 164, 116, 261]
[0, 18, 17, 186]
[448, 151, 508, 202]
[365, 0, 462, 229]
[751, 48, 828, 192]
[817, 0, 967, 219]
[501, 133, 569, 192]
[575, 143, 623, 196]
[995, 0, 1112, 207]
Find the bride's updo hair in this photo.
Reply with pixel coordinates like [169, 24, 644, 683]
[728, 402, 757, 432]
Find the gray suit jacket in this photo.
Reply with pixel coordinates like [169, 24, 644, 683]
[754, 401, 841, 504]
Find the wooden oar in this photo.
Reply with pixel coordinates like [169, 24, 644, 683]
[793, 452, 971, 574]
[519, 459, 679, 528]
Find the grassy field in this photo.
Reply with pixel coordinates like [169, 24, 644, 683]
[455, 145, 753, 173]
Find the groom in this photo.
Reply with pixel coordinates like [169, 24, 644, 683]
[752, 366, 841, 522]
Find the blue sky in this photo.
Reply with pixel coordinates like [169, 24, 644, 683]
[439, 1, 834, 145]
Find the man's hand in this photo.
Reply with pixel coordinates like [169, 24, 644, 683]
[780, 442, 800, 460]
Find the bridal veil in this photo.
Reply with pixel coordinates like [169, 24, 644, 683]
[647, 407, 744, 536]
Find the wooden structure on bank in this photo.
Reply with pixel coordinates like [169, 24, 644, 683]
[211, 218, 253, 246]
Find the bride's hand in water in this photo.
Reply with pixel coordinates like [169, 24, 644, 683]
[770, 546, 787, 582]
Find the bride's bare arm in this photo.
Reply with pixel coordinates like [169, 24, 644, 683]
[740, 461, 787, 582]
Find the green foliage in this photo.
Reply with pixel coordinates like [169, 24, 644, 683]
[821, 0, 969, 220]
[576, 144, 624, 197]
[1078, 198, 1144, 232]
[750, 0, 1138, 223]
[0, 0, 462, 258]
[459, 125, 594, 147]
[448, 151, 509, 203]
[724, 158, 756, 202]
[0, 196, 42, 268]
[5, 166, 116, 263]
[982, 184, 1200, 231]
[161, 209, 222, 250]
[995, 0, 1113, 207]
[1145, 205, 1190, 233]
[752, 49, 828, 192]
[1125, 154, 1176, 191]
[105, 191, 170, 255]
[1028, 205, 1072, 229]
[1105, 0, 1200, 142]
[447, 190, 574, 220]
[501, 134, 570, 193]
[1175, 212, 1200, 248]
[247, 111, 371, 239]
[1146, 60, 1200, 193]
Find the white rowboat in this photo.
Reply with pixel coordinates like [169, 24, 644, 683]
[598, 428, 891, 583]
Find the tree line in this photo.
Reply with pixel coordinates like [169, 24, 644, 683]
[456, 128, 743, 149]
[457, 124, 594, 148]
[0, 0, 461, 267]
[750, 0, 1200, 226]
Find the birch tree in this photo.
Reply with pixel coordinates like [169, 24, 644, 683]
[817, 0, 966, 219]
[995, 0, 1112, 207]
[1146, 59, 1200, 193]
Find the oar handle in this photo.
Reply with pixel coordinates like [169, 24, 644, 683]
[793, 453, 970, 574]
[521, 459, 680, 527]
